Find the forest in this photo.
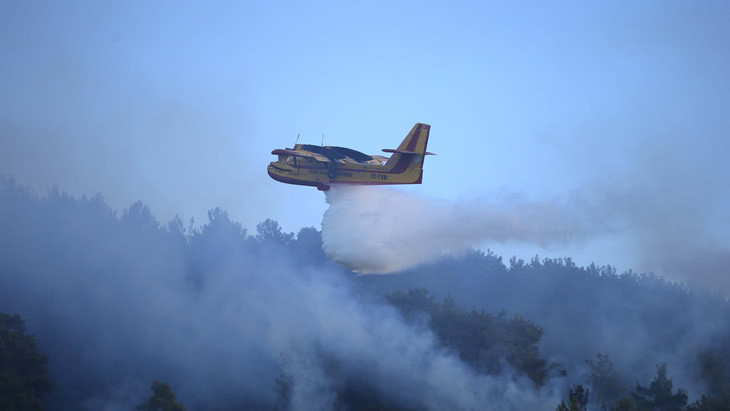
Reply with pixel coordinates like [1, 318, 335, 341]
[1, 176, 729, 410]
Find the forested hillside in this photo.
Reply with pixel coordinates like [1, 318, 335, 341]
[356, 251, 730, 399]
[1, 177, 729, 410]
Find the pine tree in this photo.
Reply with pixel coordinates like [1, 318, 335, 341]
[631, 363, 687, 411]
[136, 381, 186, 411]
[556, 385, 589, 411]
[586, 353, 626, 405]
[0, 313, 53, 411]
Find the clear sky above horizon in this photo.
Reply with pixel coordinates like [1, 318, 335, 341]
[2, 1, 729, 280]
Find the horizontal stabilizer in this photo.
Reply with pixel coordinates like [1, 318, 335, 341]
[382, 149, 436, 155]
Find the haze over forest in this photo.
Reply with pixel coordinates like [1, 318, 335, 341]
[1, 178, 729, 410]
[2, 2, 730, 410]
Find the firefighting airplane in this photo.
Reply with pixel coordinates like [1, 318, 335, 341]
[268, 123, 434, 191]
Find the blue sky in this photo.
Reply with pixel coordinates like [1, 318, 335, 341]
[2, 1, 729, 277]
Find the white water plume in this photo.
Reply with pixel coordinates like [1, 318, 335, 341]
[321, 185, 604, 273]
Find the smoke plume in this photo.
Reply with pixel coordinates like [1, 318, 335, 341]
[0, 180, 567, 410]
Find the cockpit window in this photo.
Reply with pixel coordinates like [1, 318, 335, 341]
[286, 156, 296, 166]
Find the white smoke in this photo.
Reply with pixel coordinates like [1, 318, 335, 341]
[321, 185, 608, 273]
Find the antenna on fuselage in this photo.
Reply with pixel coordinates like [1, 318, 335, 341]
[294, 133, 300, 148]
[321, 133, 324, 147]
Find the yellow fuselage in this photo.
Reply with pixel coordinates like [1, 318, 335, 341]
[268, 153, 423, 190]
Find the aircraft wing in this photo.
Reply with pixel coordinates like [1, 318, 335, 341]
[271, 149, 331, 163]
